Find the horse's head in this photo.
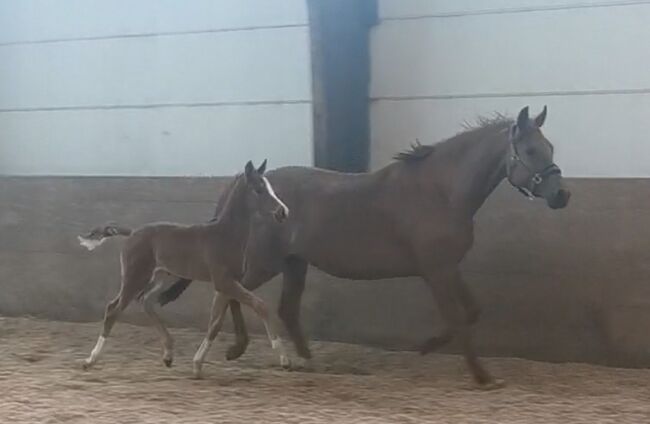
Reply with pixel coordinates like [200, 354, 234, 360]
[243, 159, 290, 222]
[506, 106, 570, 209]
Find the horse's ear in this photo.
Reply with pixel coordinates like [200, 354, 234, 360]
[257, 159, 267, 175]
[534, 105, 547, 128]
[516, 106, 530, 131]
[244, 160, 255, 181]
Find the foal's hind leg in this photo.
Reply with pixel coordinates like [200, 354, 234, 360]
[142, 275, 174, 367]
[83, 256, 153, 369]
[83, 290, 139, 369]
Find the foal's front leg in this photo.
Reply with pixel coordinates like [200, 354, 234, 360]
[192, 290, 230, 378]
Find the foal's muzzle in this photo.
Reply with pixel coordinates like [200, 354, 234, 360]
[274, 206, 288, 222]
[547, 188, 571, 209]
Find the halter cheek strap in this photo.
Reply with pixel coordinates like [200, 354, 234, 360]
[507, 130, 561, 199]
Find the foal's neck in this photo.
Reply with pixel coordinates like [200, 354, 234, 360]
[209, 177, 251, 239]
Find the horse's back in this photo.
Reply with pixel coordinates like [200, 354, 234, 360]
[260, 166, 419, 278]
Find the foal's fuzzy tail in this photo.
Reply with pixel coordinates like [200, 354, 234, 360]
[78, 222, 133, 251]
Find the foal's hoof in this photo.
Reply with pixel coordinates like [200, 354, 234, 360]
[280, 355, 291, 370]
[192, 364, 204, 380]
[225, 343, 247, 361]
[162, 357, 173, 368]
[476, 378, 506, 391]
[80, 360, 93, 371]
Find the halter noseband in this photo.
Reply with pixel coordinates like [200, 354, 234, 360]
[506, 127, 561, 199]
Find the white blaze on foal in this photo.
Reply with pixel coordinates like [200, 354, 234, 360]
[263, 176, 290, 219]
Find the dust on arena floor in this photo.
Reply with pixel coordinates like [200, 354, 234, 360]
[0, 316, 648, 423]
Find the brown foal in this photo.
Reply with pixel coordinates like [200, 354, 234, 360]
[79, 160, 290, 377]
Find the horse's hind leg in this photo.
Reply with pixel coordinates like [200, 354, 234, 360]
[278, 257, 311, 360]
[224, 272, 290, 369]
[225, 268, 278, 361]
[142, 275, 174, 367]
[225, 300, 248, 361]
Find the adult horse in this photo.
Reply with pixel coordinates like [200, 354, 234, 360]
[160, 106, 570, 387]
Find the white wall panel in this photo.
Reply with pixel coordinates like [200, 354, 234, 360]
[0, 28, 311, 109]
[0, 1, 313, 176]
[0, 105, 312, 176]
[379, 0, 647, 19]
[370, 1, 650, 177]
[371, 5, 650, 98]
[0, 0, 307, 43]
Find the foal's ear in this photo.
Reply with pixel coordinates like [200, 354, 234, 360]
[245, 160, 255, 181]
[257, 159, 267, 175]
[516, 106, 530, 131]
[534, 105, 547, 128]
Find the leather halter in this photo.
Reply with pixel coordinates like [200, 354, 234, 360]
[506, 127, 561, 199]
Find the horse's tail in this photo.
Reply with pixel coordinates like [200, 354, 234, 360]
[77, 222, 132, 251]
[158, 278, 192, 306]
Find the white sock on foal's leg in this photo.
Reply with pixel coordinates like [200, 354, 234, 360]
[192, 338, 212, 378]
[263, 322, 290, 369]
[83, 335, 106, 369]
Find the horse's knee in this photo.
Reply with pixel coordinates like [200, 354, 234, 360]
[277, 299, 292, 323]
[466, 305, 481, 325]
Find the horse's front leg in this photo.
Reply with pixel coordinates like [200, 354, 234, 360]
[419, 273, 481, 354]
[423, 267, 502, 388]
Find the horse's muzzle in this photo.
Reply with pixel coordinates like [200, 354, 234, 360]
[547, 188, 571, 209]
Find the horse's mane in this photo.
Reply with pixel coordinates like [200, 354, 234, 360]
[393, 114, 513, 163]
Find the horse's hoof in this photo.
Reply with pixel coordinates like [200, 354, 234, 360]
[225, 343, 246, 361]
[418, 334, 452, 355]
[476, 378, 506, 391]
[81, 360, 92, 371]
[291, 357, 314, 372]
[162, 357, 173, 368]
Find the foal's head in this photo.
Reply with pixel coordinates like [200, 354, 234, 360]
[506, 106, 571, 209]
[243, 160, 289, 222]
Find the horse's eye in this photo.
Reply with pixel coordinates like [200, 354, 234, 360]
[254, 187, 265, 195]
[525, 147, 536, 156]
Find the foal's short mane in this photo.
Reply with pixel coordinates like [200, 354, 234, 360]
[210, 173, 244, 222]
[394, 114, 513, 163]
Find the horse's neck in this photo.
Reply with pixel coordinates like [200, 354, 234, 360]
[439, 130, 510, 218]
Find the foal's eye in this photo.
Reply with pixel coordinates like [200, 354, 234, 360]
[254, 187, 265, 195]
[525, 147, 537, 156]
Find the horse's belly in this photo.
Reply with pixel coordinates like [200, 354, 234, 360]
[304, 241, 416, 280]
